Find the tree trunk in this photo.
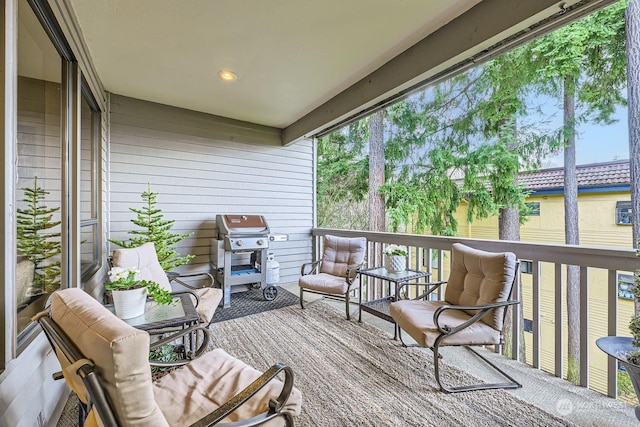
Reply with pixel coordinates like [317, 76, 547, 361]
[563, 75, 581, 385]
[369, 110, 386, 232]
[628, 0, 640, 251]
[497, 118, 523, 360]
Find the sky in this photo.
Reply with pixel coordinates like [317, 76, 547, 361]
[536, 98, 629, 168]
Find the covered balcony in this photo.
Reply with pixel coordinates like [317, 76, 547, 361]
[2, 0, 638, 426]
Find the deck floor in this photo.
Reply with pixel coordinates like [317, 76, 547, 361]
[291, 282, 638, 427]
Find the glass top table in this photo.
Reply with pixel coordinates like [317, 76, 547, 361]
[358, 267, 433, 339]
[105, 294, 199, 331]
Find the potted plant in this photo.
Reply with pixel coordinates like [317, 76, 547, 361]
[383, 244, 408, 273]
[105, 266, 174, 319]
[109, 184, 194, 272]
[597, 239, 640, 421]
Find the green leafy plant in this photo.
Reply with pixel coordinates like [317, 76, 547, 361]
[109, 183, 194, 272]
[384, 244, 408, 256]
[105, 267, 174, 305]
[629, 240, 640, 366]
[16, 176, 62, 294]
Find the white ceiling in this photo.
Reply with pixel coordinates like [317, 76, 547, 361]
[66, 0, 603, 143]
[69, 0, 481, 129]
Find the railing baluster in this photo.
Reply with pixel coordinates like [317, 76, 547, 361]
[533, 260, 540, 368]
[580, 265, 589, 388]
[555, 263, 564, 379]
[606, 269, 618, 398]
[310, 229, 640, 402]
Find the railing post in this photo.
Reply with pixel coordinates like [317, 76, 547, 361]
[555, 264, 564, 378]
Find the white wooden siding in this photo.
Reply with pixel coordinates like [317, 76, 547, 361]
[108, 95, 314, 284]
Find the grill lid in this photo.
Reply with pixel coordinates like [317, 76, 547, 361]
[217, 214, 269, 235]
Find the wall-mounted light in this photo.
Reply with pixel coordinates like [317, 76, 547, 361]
[218, 70, 237, 81]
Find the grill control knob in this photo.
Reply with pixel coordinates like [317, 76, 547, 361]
[257, 239, 264, 246]
[236, 240, 243, 247]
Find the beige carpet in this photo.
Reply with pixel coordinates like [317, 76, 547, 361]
[211, 302, 578, 427]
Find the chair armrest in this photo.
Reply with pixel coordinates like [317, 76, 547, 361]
[398, 280, 446, 300]
[168, 271, 215, 290]
[189, 364, 295, 427]
[169, 290, 200, 308]
[149, 324, 211, 367]
[433, 300, 520, 336]
[345, 264, 364, 285]
[301, 260, 321, 276]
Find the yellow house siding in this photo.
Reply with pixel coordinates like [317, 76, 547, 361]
[455, 188, 635, 397]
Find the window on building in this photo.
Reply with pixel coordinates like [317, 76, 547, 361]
[13, 0, 102, 354]
[16, 0, 63, 341]
[618, 272, 635, 300]
[80, 88, 100, 277]
[520, 260, 533, 274]
[525, 202, 540, 216]
[616, 201, 632, 225]
[523, 318, 533, 333]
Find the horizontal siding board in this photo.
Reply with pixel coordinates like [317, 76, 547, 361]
[110, 95, 282, 146]
[109, 119, 312, 161]
[108, 95, 314, 286]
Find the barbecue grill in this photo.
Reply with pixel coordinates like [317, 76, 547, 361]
[211, 214, 278, 308]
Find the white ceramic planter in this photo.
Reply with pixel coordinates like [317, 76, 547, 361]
[384, 255, 406, 273]
[112, 287, 147, 319]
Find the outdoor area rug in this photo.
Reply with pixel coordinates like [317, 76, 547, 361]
[211, 286, 299, 323]
[211, 302, 579, 427]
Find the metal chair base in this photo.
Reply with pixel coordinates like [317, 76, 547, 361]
[434, 344, 522, 393]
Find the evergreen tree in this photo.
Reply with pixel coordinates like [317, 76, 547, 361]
[109, 183, 194, 271]
[16, 177, 61, 294]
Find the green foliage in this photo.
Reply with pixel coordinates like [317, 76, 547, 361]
[104, 266, 174, 305]
[528, 1, 627, 126]
[109, 183, 194, 272]
[16, 177, 61, 294]
[618, 369, 638, 402]
[628, 239, 640, 365]
[316, 2, 627, 238]
[149, 344, 180, 374]
[567, 356, 580, 385]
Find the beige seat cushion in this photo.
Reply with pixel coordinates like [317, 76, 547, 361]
[445, 243, 517, 330]
[298, 272, 353, 295]
[51, 288, 169, 426]
[193, 287, 223, 324]
[112, 242, 222, 324]
[112, 242, 173, 291]
[390, 299, 501, 348]
[154, 348, 303, 426]
[299, 235, 366, 295]
[319, 235, 366, 277]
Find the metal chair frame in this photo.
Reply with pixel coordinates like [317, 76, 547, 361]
[397, 259, 522, 393]
[34, 308, 297, 426]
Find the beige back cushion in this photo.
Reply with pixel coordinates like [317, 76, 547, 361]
[111, 242, 172, 291]
[319, 235, 367, 277]
[444, 243, 517, 330]
[51, 288, 169, 426]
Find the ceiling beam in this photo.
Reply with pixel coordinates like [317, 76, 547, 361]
[282, 0, 613, 145]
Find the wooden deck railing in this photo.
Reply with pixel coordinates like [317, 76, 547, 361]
[311, 228, 640, 400]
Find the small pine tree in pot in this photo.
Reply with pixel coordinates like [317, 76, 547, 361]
[16, 177, 62, 296]
[109, 183, 195, 272]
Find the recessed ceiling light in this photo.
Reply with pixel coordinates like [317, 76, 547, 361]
[218, 70, 237, 81]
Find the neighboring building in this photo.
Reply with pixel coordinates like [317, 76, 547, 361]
[455, 160, 635, 395]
